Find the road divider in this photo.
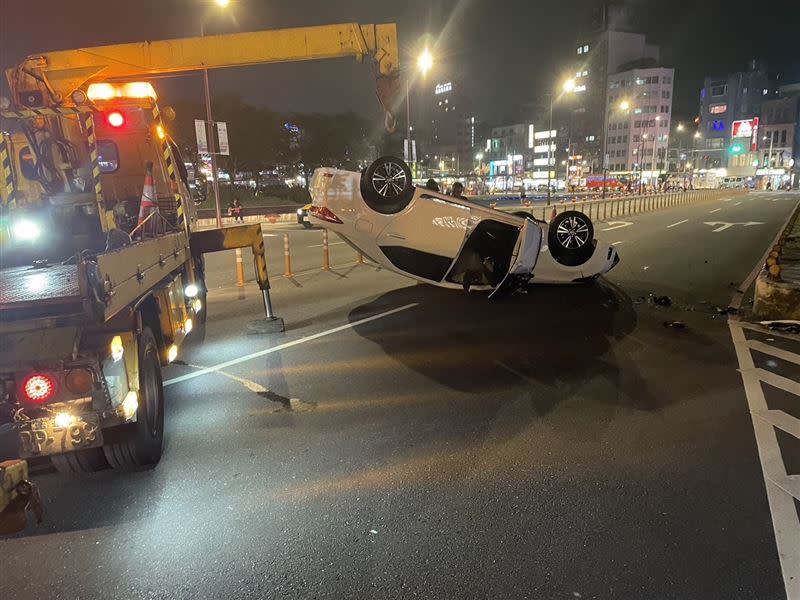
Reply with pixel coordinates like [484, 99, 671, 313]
[754, 199, 800, 320]
[283, 233, 293, 278]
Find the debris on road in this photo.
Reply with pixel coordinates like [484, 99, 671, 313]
[663, 321, 687, 330]
[715, 306, 738, 315]
[652, 295, 673, 307]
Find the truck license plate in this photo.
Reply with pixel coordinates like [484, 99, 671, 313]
[18, 416, 102, 458]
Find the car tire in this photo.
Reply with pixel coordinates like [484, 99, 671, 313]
[51, 448, 108, 475]
[548, 210, 595, 267]
[103, 327, 165, 470]
[360, 156, 414, 214]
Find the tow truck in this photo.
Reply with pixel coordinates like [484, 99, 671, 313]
[0, 23, 400, 489]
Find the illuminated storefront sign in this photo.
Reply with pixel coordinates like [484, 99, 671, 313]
[709, 103, 727, 114]
[732, 117, 759, 150]
[435, 82, 453, 95]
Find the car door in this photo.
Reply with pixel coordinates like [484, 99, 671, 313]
[488, 219, 542, 299]
[376, 192, 470, 282]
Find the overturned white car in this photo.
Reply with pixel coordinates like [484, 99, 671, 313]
[309, 156, 619, 297]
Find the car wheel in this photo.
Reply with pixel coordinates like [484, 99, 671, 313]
[360, 156, 414, 214]
[548, 210, 595, 267]
[103, 328, 165, 470]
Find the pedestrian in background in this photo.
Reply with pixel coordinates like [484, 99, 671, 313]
[425, 178, 440, 192]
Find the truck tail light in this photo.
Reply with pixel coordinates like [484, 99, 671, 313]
[21, 373, 57, 404]
[106, 111, 125, 128]
[309, 205, 343, 224]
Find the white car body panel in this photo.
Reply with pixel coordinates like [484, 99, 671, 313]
[308, 167, 618, 293]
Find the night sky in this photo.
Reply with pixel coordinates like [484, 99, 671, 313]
[1, 0, 798, 126]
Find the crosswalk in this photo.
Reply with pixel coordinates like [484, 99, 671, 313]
[729, 319, 800, 599]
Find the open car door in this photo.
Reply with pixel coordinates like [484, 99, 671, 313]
[488, 219, 542, 299]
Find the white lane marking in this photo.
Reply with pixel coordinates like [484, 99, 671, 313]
[748, 340, 800, 366]
[734, 201, 742, 206]
[728, 322, 800, 599]
[601, 221, 634, 231]
[709, 208, 722, 213]
[164, 303, 419, 386]
[722, 198, 733, 202]
[184, 363, 267, 393]
[262, 233, 278, 237]
[308, 241, 345, 248]
[667, 219, 689, 228]
[611, 240, 626, 245]
[704, 221, 764, 232]
[642, 266, 649, 271]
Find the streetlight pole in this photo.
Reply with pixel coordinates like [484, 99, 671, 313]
[547, 94, 553, 205]
[200, 2, 230, 229]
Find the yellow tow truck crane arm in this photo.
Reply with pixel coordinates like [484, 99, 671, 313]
[6, 22, 401, 129]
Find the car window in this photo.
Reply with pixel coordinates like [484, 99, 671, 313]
[97, 140, 120, 173]
[379, 246, 455, 282]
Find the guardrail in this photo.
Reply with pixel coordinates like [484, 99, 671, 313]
[493, 188, 748, 223]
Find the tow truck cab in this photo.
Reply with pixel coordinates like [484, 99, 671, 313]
[0, 82, 204, 473]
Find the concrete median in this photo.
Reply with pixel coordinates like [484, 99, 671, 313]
[754, 202, 800, 320]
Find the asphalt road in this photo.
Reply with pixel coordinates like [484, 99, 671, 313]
[3, 191, 800, 600]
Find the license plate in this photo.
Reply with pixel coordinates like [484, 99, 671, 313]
[18, 416, 103, 458]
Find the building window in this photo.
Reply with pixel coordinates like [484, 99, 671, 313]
[577, 46, 583, 55]
[662, 90, 671, 99]
[781, 129, 787, 145]
[583, 45, 589, 53]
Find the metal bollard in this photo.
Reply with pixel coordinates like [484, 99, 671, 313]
[235, 247, 245, 287]
[283, 233, 293, 277]
[322, 229, 331, 271]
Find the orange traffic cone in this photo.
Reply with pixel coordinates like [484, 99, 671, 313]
[550, 207, 557, 222]
[137, 161, 158, 235]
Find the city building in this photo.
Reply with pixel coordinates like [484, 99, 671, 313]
[695, 61, 775, 177]
[569, 3, 660, 169]
[422, 80, 478, 176]
[485, 123, 533, 189]
[605, 66, 675, 181]
[756, 84, 800, 189]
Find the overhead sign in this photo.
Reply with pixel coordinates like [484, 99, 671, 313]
[435, 82, 453, 95]
[217, 121, 230, 156]
[194, 119, 208, 154]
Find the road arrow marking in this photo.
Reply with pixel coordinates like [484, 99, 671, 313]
[601, 221, 634, 231]
[704, 221, 765, 232]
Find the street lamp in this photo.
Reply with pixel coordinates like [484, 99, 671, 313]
[201, 0, 231, 227]
[601, 98, 632, 198]
[545, 78, 577, 204]
[676, 123, 685, 132]
[417, 48, 433, 75]
[406, 47, 434, 172]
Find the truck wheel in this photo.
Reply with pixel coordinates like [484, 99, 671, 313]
[103, 328, 165, 470]
[360, 156, 414, 214]
[547, 210, 595, 267]
[51, 448, 108, 475]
